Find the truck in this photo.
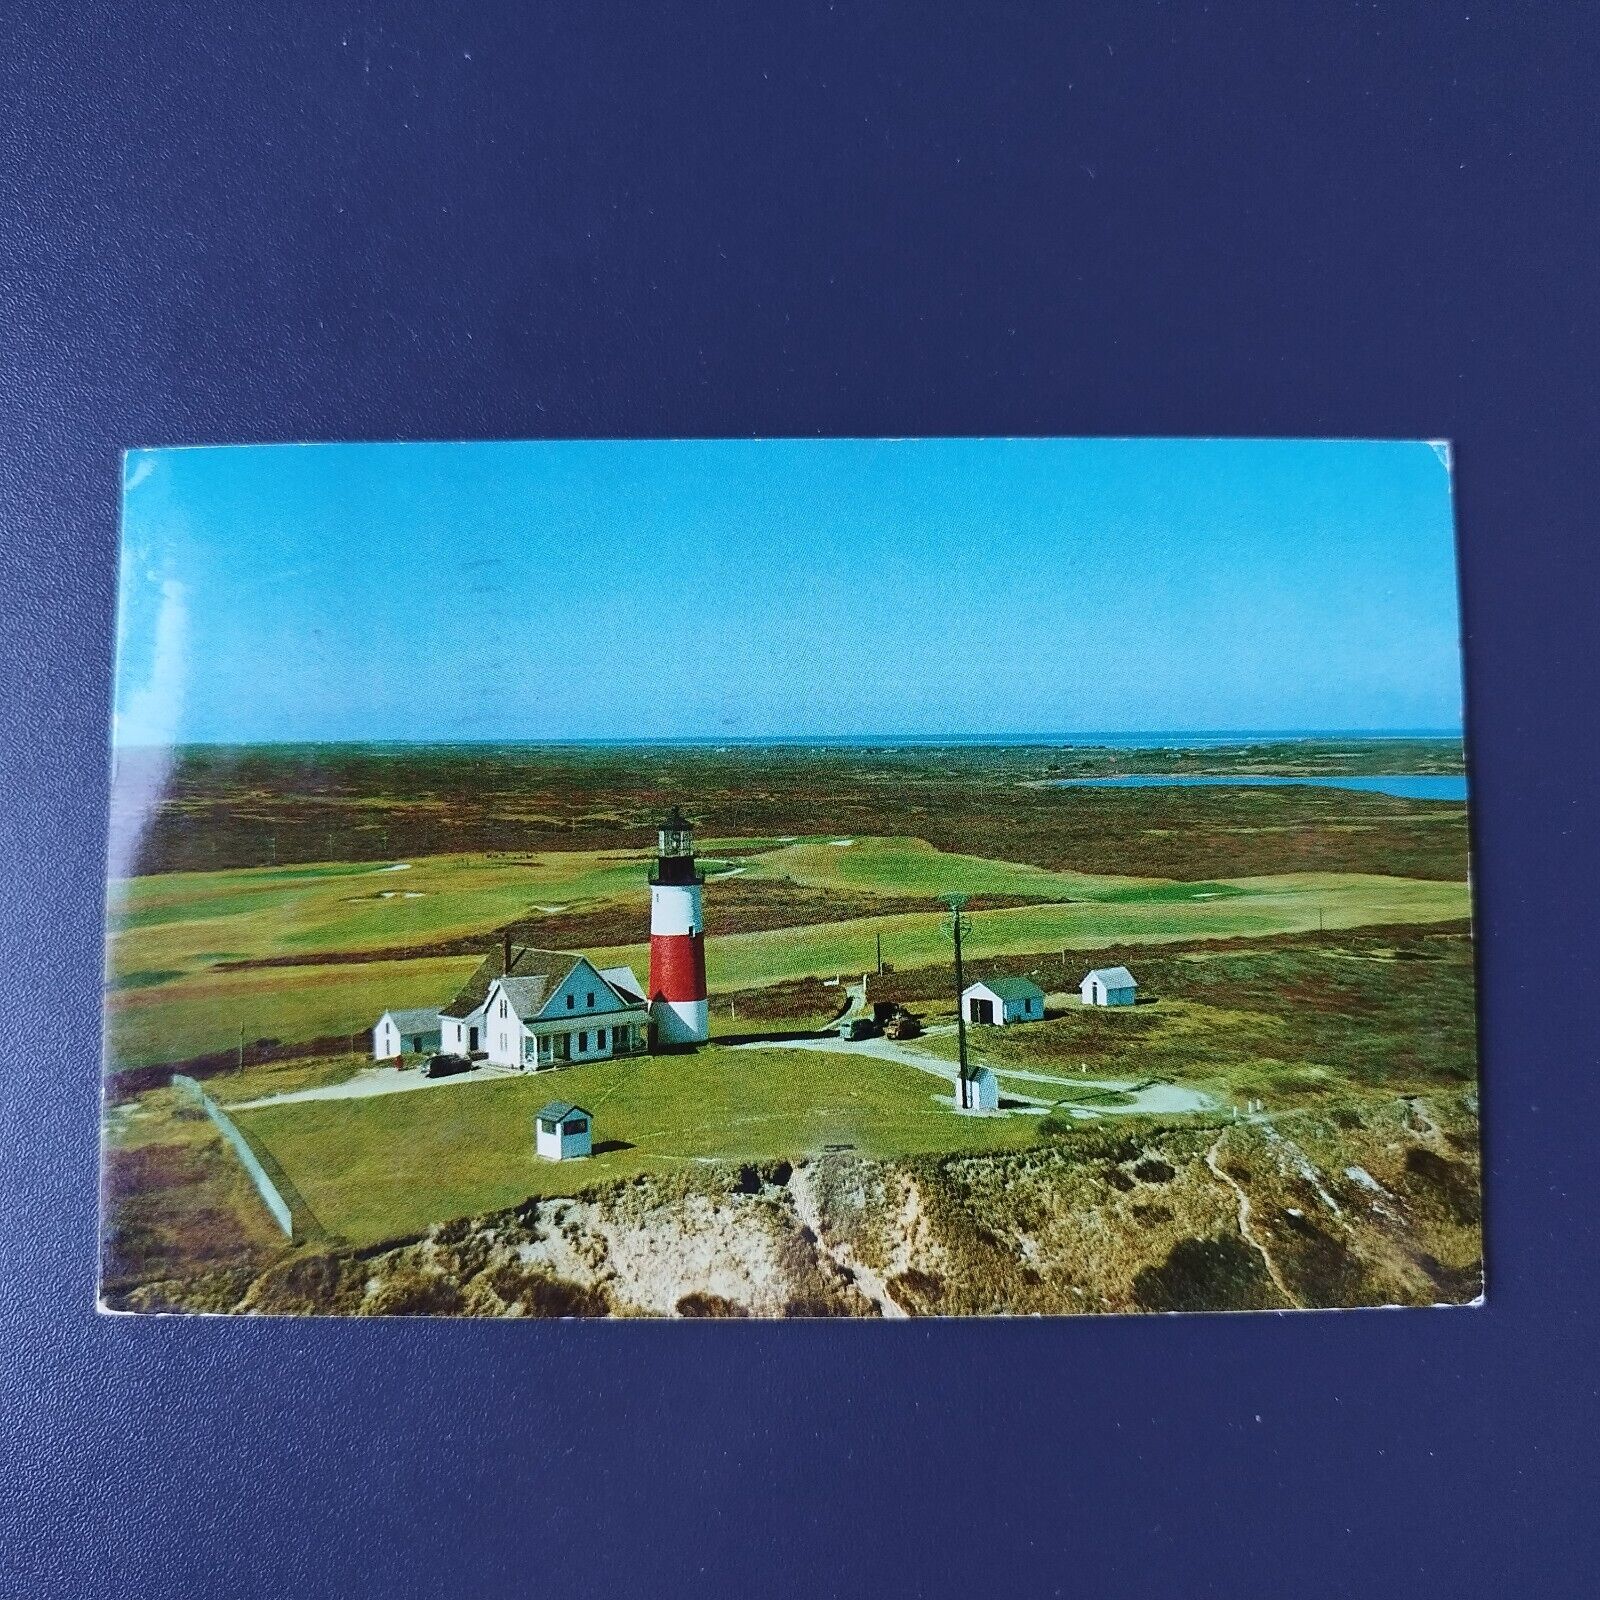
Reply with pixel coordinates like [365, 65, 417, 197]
[883, 1007, 922, 1040]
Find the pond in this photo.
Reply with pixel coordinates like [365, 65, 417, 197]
[1049, 773, 1467, 801]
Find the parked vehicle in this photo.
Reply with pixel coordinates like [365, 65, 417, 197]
[838, 1016, 878, 1041]
[422, 1052, 473, 1079]
[883, 1007, 922, 1040]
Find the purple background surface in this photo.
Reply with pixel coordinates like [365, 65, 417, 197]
[2, 4, 1595, 1595]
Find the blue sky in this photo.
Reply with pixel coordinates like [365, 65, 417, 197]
[114, 437, 1463, 745]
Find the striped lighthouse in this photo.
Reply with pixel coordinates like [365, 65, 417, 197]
[648, 806, 709, 1047]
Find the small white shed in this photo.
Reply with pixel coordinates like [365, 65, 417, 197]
[372, 1008, 442, 1060]
[956, 1066, 1000, 1113]
[962, 977, 1046, 1026]
[535, 1101, 593, 1161]
[1080, 966, 1138, 1007]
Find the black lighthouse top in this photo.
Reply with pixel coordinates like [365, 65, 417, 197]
[651, 806, 703, 884]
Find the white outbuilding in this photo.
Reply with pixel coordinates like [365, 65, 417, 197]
[372, 1008, 442, 1060]
[1080, 965, 1138, 1007]
[955, 1066, 1000, 1113]
[535, 1101, 593, 1161]
[961, 977, 1046, 1026]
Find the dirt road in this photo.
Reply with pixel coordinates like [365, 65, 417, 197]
[223, 1062, 515, 1111]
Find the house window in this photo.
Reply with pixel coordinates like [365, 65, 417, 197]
[577, 1031, 588, 1051]
[565, 1119, 587, 1136]
[566, 994, 575, 1010]
[586, 992, 595, 1008]
[499, 998, 507, 1019]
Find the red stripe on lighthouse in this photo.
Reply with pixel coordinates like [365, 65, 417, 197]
[650, 932, 706, 1002]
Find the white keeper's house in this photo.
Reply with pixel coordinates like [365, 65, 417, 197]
[372, 937, 650, 1069]
[443, 938, 650, 1069]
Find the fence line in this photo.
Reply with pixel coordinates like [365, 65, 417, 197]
[172, 1074, 294, 1238]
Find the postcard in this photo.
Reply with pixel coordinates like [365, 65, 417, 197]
[101, 438, 1480, 1317]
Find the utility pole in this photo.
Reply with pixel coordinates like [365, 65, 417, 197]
[941, 893, 973, 1110]
[876, 931, 883, 975]
[237, 1021, 245, 1075]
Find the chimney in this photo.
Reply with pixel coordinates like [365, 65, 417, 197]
[502, 931, 512, 972]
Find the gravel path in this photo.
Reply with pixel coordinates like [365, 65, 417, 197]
[223, 1062, 515, 1111]
[730, 1033, 1213, 1116]
[1206, 1132, 1298, 1307]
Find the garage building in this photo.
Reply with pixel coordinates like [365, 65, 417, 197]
[961, 977, 1046, 1026]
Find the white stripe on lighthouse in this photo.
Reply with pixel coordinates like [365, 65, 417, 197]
[653, 998, 709, 1046]
[651, 883, 702, 936]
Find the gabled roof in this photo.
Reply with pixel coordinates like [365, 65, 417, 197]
[599, 965, 645, 1003]
[380, 1007, 439, 1030]
[1084, 965, 1137, 988]
[440, 946, 580, 1019]
[536, 1101, 591, 1125]
[496, 974, 564, 1017]
[966, 976, 1045, 1002]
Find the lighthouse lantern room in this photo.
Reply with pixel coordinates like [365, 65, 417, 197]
[648, 806, 709, 1046]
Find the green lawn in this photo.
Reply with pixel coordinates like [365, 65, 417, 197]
[108, 850, 653, 978]
[738, 835, 1154, 899]
[231, 1045, 1040, 1245]
[109, 954, 482, 1067]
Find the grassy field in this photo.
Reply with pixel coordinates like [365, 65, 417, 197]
[913, 925, 1477, 1110]
[108, 851, 656, 975]
[211, 922, 1474, 1250]
[230, 1045, 1040, 1246]
[107, 834, 1146, 994]
[588, 869, 1469, 992]
[105, 741, 1473, 1070]
[737, 835, 1156, 899]
[109, 953, 483, 1068]
[106, 828, 1469, 1067]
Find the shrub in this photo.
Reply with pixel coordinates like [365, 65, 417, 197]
[363, 1265, 466, 1317]
[1131, 1234, 1283, 1313]
[675, 1293, 750, 1318]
